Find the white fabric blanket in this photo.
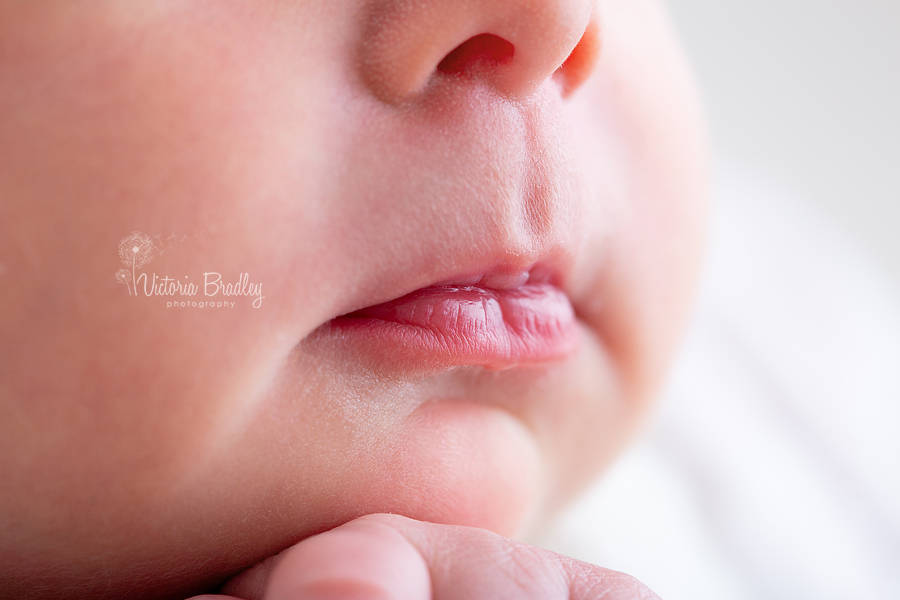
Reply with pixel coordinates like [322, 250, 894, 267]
[537, 161, 900, 600]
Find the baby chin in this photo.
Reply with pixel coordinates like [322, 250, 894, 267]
[146, 280, 624, 598]
[221, 279, 580, 539]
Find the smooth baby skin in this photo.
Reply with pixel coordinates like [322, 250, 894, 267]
[0, 0, 706, 597]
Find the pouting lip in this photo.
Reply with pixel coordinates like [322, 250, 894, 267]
[309, 275, 579, 372]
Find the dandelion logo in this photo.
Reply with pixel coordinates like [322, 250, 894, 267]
[117, 231, 154, 296]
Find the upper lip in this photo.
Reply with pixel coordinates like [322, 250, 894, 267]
[304, 84, 591, 340]
[301, 196, 588, 343]
[330, 252, 577, 325]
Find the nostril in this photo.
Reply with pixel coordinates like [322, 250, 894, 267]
[553, 19, 601, 96]
[437, 34, 515, 76]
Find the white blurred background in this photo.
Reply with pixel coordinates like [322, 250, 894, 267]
[540, 6, 900, 598]
[665, 0, 900, 283]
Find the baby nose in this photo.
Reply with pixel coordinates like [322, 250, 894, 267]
[359, 0, 600, 103]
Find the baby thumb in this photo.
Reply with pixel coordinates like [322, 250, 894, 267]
[263, 517, 431, 600]
[212, 513, 660, 600]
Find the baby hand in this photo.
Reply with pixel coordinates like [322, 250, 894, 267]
[189, 514, 659, 600]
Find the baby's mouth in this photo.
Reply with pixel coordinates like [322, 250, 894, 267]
[314, 273, 578, 371]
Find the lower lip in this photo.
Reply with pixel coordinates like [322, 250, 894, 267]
[319, 283, 578, 371]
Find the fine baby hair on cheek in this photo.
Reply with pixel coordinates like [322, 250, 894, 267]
[0, 0, 706, 598]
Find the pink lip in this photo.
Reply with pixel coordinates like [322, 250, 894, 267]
[324, 282, 578, 371]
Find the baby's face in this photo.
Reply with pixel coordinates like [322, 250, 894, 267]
[0, 0, 706, 597]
